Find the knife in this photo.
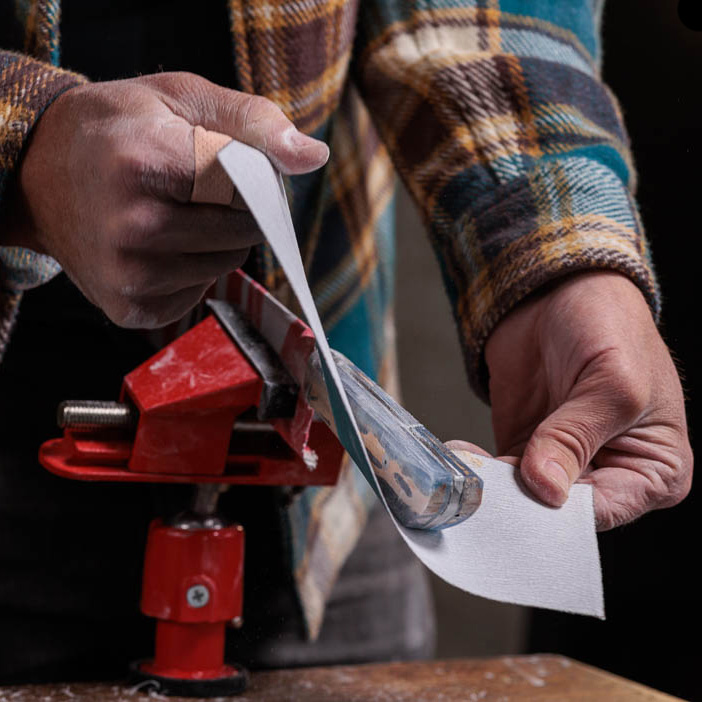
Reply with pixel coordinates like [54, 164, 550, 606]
[208, 272, 483, 530]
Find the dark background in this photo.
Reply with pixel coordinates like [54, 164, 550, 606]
[528, 2, 701, 700]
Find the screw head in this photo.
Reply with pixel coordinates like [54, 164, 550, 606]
[186, 584, 210, 608]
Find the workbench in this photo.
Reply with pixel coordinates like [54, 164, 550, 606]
[0, 655, 682, 701]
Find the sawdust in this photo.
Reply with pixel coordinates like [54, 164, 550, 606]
[0, 684, 235, 702]
[249, 666, 495, 702]
[502, 655, 560, 689]
[0, 656, 575, 701]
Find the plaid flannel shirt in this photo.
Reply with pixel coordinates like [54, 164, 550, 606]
[1, 0, 659, 639]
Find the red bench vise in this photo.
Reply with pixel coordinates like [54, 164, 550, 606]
[39, 303, 345, 697]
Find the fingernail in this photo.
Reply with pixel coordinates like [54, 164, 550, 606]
[285, 128, 329, 159]
[288, 128, 314, 147]
[542, 460, 570, 505]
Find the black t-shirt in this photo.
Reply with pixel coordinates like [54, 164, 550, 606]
[60, 0, 236, 85]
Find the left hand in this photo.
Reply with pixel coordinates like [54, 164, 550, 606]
[472, 271, 692, 530]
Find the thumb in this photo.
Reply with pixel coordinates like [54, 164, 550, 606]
[520, 395, 620, 507]
[155, 74, 329, 175]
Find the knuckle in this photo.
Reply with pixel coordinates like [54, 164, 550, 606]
[117, 147, 190, 202]
[142, 70, 205, 94]
[159, 287, 207, 327]
[109, 252, 158, 300]
[665, 480, 692, 509]
[614, 379, 648, 419]
[116, 150, 152, 194]
[108, 206, 161, 254]
[601, 499, 640, 531]
[169, 70, 202, 87]
[601, 350, 649, 418]
[593, 497, 617, 531]
[246, 94, 282, 119]
[110, 299, 163, 330]
[534, 422, 594, 470]
[226, 248, 249, 270]
[179, 71, 210, 90]
[228, 93, 283, 137]
[107, 283, 207, 330]
[658, 445, 694, 508]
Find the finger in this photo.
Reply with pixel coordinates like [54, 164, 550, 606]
[445, 440, 492, 458]
[585, 434, 693, 530]
[121, 117, 195, 204]
[154, 74, 329, 175]
[118, 249, 250, 298]
[143, 203, 264, 253]
[496, 455, 520, 467]
[190, 126, 236, 205]
[117, 282, 213, 329]
[159, 249, 250, 293]
[180, 249, 251, 285]
[584, 459, 692, 531]
[445, 440, 520, 467]
[578, 465, 669, 531]
[128, 122, 249, 207]
[520, 393, 626, 507]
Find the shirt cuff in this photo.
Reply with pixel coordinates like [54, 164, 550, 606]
[440, 156, 659, 402]
[0, 246, 62, 291]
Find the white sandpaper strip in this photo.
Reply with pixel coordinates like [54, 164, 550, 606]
[218, 140, 605, 618]
[218, 141, 378, 490]
[401, 452, 603, 616]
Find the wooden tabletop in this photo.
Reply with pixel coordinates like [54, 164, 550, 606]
[0, 656, 682, 702]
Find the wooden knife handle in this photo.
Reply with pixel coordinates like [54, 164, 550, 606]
[305, 350, 483, 529]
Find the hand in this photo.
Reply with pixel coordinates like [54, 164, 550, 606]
[6, 72, 329, 328]
[482, 271, 693, 530]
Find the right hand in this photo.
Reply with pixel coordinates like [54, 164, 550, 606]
[6, 72, 329, 328]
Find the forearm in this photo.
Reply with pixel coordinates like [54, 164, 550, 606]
[353, 2, 658, 400]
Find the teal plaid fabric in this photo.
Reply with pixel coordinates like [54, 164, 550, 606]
[1, 0, 658, 638]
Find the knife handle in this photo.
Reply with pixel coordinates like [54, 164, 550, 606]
[305, 350, 483, 529]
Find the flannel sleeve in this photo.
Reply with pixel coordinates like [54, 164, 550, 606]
[352, 0, 658, 401]
[0, 50, 86, 351]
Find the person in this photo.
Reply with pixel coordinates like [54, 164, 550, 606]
[0, 0, 692, 684]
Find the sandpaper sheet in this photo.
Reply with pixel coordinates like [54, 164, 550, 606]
[218, 140, 604, 619]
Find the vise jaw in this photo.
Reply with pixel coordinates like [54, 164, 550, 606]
[39, 310, 344, 488]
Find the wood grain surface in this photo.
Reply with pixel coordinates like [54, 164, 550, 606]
[0, 656, 683, 702]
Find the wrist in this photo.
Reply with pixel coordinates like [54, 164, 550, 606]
[485, 270, 655, 397]
[487, 271, 651, 347]
[3, 85, 78, 254]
